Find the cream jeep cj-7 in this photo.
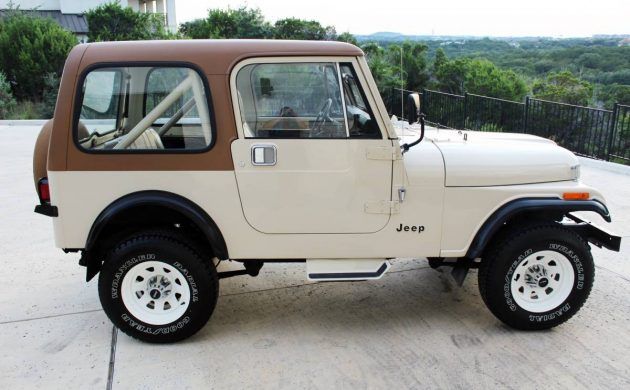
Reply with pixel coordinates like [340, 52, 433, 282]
[33, 40, 621, 343]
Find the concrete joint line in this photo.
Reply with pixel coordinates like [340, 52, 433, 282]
[0, 308, 103, 325]
[106, 326, 118, 390]
[595, 265, 630, 284]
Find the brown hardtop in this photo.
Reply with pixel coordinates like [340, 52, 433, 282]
[77, 39, 364, 75]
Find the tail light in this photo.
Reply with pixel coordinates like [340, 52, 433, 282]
[38, 178, 51, 204]
[34, 177, 57, 217]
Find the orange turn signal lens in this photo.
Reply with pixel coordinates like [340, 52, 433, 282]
[563, 192, 590, 200]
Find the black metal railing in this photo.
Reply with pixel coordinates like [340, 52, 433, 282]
[465, 93, 524, 133]
[609, 104, 630, 164]
[385, 88, 419, 120]
[421, 90, 465, 129]
[385, 87, 630, 165]
[525, 98, 613, 160]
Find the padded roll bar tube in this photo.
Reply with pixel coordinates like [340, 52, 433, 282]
[114, 75, 194, 149]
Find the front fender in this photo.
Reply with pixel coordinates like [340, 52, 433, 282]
[466, 197, 613, 259]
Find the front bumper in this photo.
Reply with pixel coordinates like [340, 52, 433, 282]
[566, 213, 622, 252]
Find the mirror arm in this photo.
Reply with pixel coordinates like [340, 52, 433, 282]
[401, 114, 425, 154]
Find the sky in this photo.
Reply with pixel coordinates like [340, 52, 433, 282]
[175, 0, 630, 38]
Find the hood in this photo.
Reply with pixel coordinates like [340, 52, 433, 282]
[397, 126, 579, 187]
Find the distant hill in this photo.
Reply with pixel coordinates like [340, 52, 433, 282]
[355, 32, 630, 43]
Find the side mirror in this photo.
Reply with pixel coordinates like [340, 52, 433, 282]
[407, 93, 421, 124]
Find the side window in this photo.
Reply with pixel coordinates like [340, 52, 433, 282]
[339, 63, 381, 138]
[236, 62, 347, 138]
[78, 70, 122, 137]
[146, 68, 199, 119]
[76, 65, 213, 152]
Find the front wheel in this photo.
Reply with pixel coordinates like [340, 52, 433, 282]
[478, 224, 594, 330]
[98, 230, 218, 343]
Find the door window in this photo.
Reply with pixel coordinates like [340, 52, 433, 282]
[236, 62, 347, 138]
[339, 63, 381, 138]
[236, 62, 382, 139]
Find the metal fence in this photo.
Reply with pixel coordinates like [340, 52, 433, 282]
[384, 88, 630, 165]
[610, 104, 630, 164]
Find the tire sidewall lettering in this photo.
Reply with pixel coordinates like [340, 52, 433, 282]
[173, 261, 199, 303]
[111, 253, 156, 299]
[121, 313, 191, 335]
[548, 243, 585, 290]
[504, 248, 533, 312]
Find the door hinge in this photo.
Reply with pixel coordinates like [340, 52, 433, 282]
[366, 146, 402, 161]
[364, 200, 400, 214]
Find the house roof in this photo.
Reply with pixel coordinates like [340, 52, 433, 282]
[0, 10, 88, 34]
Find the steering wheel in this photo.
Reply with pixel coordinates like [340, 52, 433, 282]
[312, 98, 333, 137]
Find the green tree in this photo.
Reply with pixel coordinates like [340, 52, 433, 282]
[336, 32, 358, 46]
[361, 42, 400, 94]
[178, 18, 210, 39]
[597, 83, 630, 108]
[433, 57, 467, 95]
[433, 53, 527, 101]
[433, 47, 447, 74]
[0, 12, 76, 100]
[532, 71, 593, 106]
[39, 72, 60, 118]
[464, 58, 527, 101]
[0, 71, 16, 119]
[388, 41, 429, 92]
[180, 7, 272, 39]
[85, 2, 172, 42]
[273, 18, 336, 40]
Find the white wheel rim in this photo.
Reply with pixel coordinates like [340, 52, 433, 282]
[510, 250, 575, 313]
[121, 261, 191, 325]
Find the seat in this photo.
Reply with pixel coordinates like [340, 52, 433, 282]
[127, 128, 164, 150]
[77, 121, 90, 140]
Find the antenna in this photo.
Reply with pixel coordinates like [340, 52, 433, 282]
[400, 46, 404, 139]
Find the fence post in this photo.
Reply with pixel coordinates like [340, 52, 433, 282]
[421, 88, 428, 117]
[606, 103, 619, 161]
[523, 96, 530, 133]
[463, 92, 468, 129]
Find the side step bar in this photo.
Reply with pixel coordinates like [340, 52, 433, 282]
[306, 259, 391, 281]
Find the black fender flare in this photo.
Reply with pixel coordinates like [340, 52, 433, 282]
[82, 190, 228, 281]
[465, 197, 611, 259]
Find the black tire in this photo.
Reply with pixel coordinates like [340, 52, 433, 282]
[98, 230, 218, 343]
[478, 224, 594, 330]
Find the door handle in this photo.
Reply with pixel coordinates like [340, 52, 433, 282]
[251, 144, 277, 166]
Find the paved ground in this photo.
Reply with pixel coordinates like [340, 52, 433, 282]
[1, 125, 629, 389]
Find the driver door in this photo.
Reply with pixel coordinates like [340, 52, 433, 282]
[230, 58, 394, 234]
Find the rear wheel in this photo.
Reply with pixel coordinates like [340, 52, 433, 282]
[478, 224, 594, 330]
[98, 230, 218, 343]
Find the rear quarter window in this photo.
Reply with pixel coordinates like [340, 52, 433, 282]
[75, 64, 214, 153]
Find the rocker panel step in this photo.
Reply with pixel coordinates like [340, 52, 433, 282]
[306, 259, 391, 281]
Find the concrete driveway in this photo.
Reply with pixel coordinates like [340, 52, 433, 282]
[1, 125, 629, 389]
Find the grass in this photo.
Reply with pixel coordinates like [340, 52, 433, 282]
[4, 101, 48, 120]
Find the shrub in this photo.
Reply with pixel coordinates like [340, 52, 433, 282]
[39, 72, 60, 118]
[6, 101, 42, 120]
[0, 12, 76, 100]
[86, 2, 173, 41]
[0, 71, 16, 119]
